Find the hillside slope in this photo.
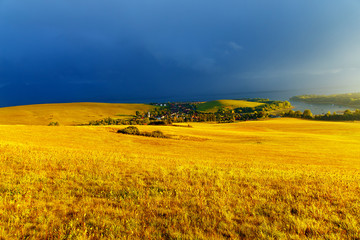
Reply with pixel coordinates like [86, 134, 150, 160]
[197, 99, 264, 112]
[0, 102, 154, 126]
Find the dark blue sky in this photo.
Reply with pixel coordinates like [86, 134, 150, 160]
[1, 1, 360, 106]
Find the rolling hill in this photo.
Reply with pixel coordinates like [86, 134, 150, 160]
[197, 99, 264, 112]
[0, 102, 154, 126]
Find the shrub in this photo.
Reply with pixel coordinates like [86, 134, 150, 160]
[149, 121, 167, 125]
[48, 122, 59, 126]
[118, 127, 168, 138]
[150, 130, 165, 138]
[117, 126, 140, 135]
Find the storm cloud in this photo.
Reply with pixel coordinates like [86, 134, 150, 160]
[1, 0, 360, 106]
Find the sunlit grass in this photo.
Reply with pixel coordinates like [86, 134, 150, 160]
[0, 118, 360, 239]
[0, 102, 154, 126]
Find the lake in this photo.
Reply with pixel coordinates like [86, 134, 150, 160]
[289, 101, 356, 115]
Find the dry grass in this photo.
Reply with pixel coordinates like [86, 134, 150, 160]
[0, 118, 360, 239]
[0, 102, 154, 126]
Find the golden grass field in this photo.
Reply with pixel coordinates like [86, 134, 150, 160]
[197, 100, 264, 113]
[0, 102, 154, 126]
[0, 118, 360, 239]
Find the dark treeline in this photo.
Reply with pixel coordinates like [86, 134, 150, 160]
[87, 99, 291, 126]
[88, 117, 149, 126]
[87, 112, 266, 125]
[282, 109, 360, 121]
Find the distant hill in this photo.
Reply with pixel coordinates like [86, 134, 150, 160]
[197, 99, 264, 113]
[0, 102, 154, 126]
[291, 93, 360, 108]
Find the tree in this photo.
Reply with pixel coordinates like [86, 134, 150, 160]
[284, 101, 291, 108]
[143, 117, 150, 125]
[295, 110, 302, 118]
[287, 110, 295, 117]
[344, 109, 352, 115]
[302, 109, 313, 119]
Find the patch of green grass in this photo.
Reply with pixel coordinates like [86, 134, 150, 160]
[197, 100, 264, 113]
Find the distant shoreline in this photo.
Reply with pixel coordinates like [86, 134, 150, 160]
[290, 93, 360, 109]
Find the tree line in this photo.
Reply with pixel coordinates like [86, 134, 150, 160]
[282, 109, 360, 121]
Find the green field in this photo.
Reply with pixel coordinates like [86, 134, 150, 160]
[197, 99, 264, 113]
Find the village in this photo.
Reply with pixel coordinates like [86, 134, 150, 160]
[87, 99, 292, 126]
